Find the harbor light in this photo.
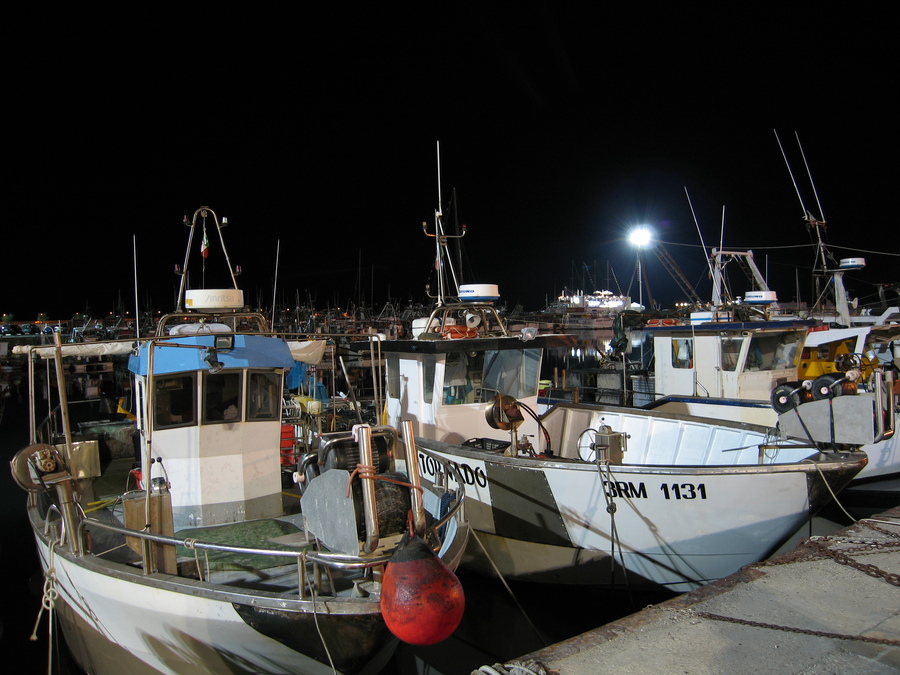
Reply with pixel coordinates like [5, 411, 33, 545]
[628, 226, 653, 312]
[628, 227, 653, 248]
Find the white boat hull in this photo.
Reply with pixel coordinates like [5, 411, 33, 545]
[33, 528, 397, 675]
[416, 418, 865, 592]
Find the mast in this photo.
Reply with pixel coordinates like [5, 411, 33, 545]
[775, 130, 850, 324]
[176, 207, 240, 312]
[422, 141, 466, 306]
[684, 187, 718, 305]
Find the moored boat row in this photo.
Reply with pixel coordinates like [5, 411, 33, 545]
[7, 203, 897, 674]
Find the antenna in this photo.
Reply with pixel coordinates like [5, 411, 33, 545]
[133, 234, 140, 339]
[271, 239, 281, 328]
[436, 140, 442, 215]
[796, 131, 826, 222]
[775, 129, 832, 276]
[775, 130, 853, 322]
[684, 186, 716, 288]
[422, 141, 466, 306]
[719, 205, 725, 254]
[774, 129, 810, 220]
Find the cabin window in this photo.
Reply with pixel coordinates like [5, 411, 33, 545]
[720, 337, 744, 372]
[747, 331, 802, 371]
[482, 347, 541, 399]
[203, 372, 243, 423]
[422, 354, 436, 404]
[248, 371, 281, 420]
[671, 338, 693, 369]
[440, 348, 541, 404]
[154, 374, 197, 429]
[443, 351, 484, 404]
[386, 354, 400, 399]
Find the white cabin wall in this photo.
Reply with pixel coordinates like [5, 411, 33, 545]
[695, 335, 725, 398]
[653, 335, 697, 396]
[388, 356, 436, 439]
[135, 372, 284, 530]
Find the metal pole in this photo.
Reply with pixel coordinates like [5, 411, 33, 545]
[402, 420, 426, 537]
[357, 425, 380, 554]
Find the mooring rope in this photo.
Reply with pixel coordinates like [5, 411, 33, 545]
[469, 530, 547, 647]
[30, 541, 59, 675]
[472, 659, 553, 675]
[801, 458, 858, 523]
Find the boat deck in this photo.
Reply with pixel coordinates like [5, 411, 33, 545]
[87, 458, 389, 594]
[509, 505, 900, 674]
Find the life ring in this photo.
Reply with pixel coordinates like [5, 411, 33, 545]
[442, 325, 478, 339]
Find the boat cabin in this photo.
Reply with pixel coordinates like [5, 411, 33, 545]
[380, 329, 575, 447]
[644, 320, 814, 415]
[129, 330, 296, 529]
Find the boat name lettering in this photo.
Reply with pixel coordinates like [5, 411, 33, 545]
[419, 452, 488, 488]
[602, 481, 648, 499]
[660, 483, 708, 500]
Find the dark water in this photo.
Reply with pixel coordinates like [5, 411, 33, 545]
[0, 394, 670, 675]
[387, 574, 674, 674]
[1, 396, 83, 674]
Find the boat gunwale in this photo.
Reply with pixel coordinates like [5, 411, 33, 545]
[22, 449, 468, 617]
[27, 507, 383, 615]
[414, 437, 868, 476]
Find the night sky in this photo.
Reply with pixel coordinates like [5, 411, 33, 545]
[6, 6, 896, 322]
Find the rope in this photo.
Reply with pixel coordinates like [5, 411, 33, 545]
[801, 458, 857, 523]
[598, 461, 633, 593]
[345, 463, 424, 497]
[181, 538, 211, 582]
[302, 545, 338, 675]
[469, 530, 547, 647]
[30, 542, 59, 675]
[472, 661, 552, 675]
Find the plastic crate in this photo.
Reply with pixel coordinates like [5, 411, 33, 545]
[462, 437, 510, 452]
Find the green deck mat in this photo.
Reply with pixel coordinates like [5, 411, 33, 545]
[175, 518, 306, 571]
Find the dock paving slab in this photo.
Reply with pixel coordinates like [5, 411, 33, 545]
[511, 507, 900, 675]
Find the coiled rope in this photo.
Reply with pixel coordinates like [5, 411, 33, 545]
[30, 541, 60, 675]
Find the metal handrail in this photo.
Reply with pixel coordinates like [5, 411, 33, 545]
[72, 448, 465, 573]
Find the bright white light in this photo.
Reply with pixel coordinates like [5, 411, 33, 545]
[629, 227, 652, 248]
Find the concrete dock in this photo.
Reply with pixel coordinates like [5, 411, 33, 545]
[490, 507, 900, 674]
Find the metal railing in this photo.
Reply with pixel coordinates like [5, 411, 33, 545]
[61, 444, 465, 596]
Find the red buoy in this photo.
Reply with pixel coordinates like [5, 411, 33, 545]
[381, 534, 465, 645]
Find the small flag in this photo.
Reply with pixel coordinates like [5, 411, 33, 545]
[201, 224, 209, 258]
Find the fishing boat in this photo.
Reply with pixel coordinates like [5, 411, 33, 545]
[9, 207, 468, 675]
[638, 141, 900, 482]
[383, 305, 882, 591]
[370, 192, 877, 592]
[642, 319, 900, 479]
[641, 315, 813, 426]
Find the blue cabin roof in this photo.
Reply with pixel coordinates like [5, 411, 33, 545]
[128, 334, 296, 376]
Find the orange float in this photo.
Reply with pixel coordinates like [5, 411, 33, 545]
[380, 534, 465, 645]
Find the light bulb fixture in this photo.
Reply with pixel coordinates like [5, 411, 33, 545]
[204, 348, 225, 374]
